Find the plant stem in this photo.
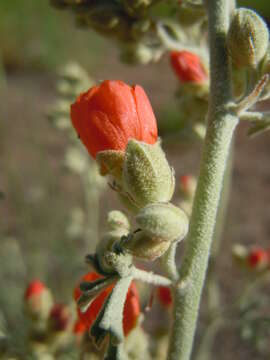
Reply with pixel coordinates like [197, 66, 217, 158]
[167, 1, 238, 359]
[206, 144, 233, 312]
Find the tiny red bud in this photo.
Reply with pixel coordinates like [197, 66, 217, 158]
[70, 80, 158, 158]
[170, 51, 208, 84]
[24, 280, 46, 299]
[248, 248, 269, 268]
[157, 286, 172, 307]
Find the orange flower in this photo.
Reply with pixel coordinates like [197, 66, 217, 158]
[157, 286, 172, 307]
[70, 80, 158, 158]
[170, 51, 208, 84]
[73, 272, 140, 336]
[73, 318, 87, 335]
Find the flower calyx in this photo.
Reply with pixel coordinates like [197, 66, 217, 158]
[122, 139, 175, 209]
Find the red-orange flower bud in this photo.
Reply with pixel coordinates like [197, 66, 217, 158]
[24, 280, 53, 321]
[73, 272, 140, 336]
[170, 51, 208, 84]
[70, 80, 158, 158]
[157, 286, 172, 308]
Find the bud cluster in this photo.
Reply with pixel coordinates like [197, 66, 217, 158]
[232, 244, 270, 272]
[50, 0, 166, 64]
[23, 280, 75, 358]
[71, 80, 189, 261]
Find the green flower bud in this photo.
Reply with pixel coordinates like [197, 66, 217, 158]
[136, 203, 189, 243]
[97, 228, 129, 273]
[96, 150, 125, 181]
[122, 140, 175, 208]
[123, 231, 171, 261]
[227, 8, 269, 68]
[120, 43, 155, 65]
[107, 210, 130, 231]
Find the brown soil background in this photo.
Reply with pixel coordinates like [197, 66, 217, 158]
[1, 53, 270, 359]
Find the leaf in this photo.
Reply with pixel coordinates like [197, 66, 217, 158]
[91, 276, 133, 345]
[78, 276, 117, 312]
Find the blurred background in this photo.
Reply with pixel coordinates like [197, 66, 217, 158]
[1, 1, 270, 359]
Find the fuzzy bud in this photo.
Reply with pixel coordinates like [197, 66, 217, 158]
[227, 8, 269, 68]
[136, 203, 189, 243]
[24, 280, 54, 321]
[97, 229, 129, 273]
[96, 150, 125, 181]
[122, 140, 175, 208]
[107, 210, 130, 231]
[122, 231, 171, 261]
[120, 43, 154, 65]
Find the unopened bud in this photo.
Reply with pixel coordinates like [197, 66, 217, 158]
[107, 210, 130, 231]
[24, 280, 53, 321]
[97, 227, 130, 274]
[123, 140, 175, 208]
[136, 203, 189, 243]
[248, 248, 269, 270]
[122, 232, 170, 261]
[227, 8, 269, 68]
[179, 175, 197, 199]
[120, 43, 154, 65]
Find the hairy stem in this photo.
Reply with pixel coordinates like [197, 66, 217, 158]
[167, 1, 238, 359]
[206, 144, 233, 312]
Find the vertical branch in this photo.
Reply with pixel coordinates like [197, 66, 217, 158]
[167, 1, 238, 359]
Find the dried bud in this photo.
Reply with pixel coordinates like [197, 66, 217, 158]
[157, 286, 172, 308]
[123, 140, 175, 208]
[123, 231, 171, 261]
[227, 8, 269, 68]
[49, 304, 71, 332]
[136, 203, 189, 243]
[24, 280, 53, 321]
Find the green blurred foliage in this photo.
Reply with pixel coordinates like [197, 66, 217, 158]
[0, 0, 107, 70]
[239, 0, 270, 19]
